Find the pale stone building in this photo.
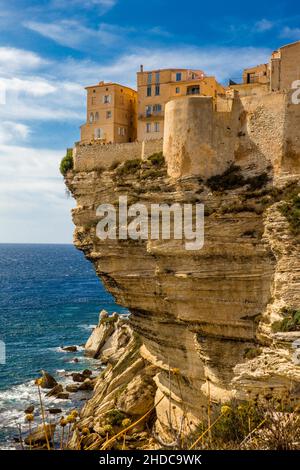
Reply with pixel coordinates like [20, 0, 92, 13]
[137, 67, 225, 141]
[231, 40, 300, 95]
[80, 81, 137, 144]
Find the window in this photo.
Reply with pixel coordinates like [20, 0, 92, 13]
[154, 122, 160, 133]
[176, 87, 180, 94]
[146, 105, 152, 117]
[103, 95, 111, 104]
[118, 127, 126, 136]
[176, 72, 182, 81]
[247, 73, 255, 84]
[155, 72, 160, 83]
[187, 85, 200, 95]
[89, 112, 94, 123]
[95, 128, 103, 139]
[153, 104, 162, 113]
[106, 110, 112, 119]
[155, 85, 160, 96]
[95, 112, 99, 121]
[147, 86, 152, 97]
[147, 73, 152, 84]
[146, 123, 151, 133]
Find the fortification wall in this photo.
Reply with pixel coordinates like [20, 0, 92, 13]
[73, 139, 163, 172]
[163, 91, 298, 180]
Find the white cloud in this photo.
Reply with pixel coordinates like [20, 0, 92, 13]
[59, 45, 270, 86]
[24, 20, 121, 49]
[0, 121, 31, 145]
[255, 19, 274, 32]
[0, 77, 56, 96]
[281, 26, 300, 40]
[0, 76, 84, 121]
[0, 47, 46, 74]
[50, 0, 117, 13]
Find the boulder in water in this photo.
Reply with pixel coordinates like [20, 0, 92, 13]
[56, 392, 70, 400]
[46, 384, 63, 397]
[24, 405, 34, 414]
[62, 345, 77, 352]
[39, 370, 57, 389]
[25, 424, 55, 446]
[47, 408, 62, 415]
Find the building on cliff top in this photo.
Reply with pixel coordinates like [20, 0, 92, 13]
[80, 81, 137, 144]
[79, 39, 300, 145]
[136, 66, 225, 141]
[231, 39, 300, 95]
[79, 68, 225, 144]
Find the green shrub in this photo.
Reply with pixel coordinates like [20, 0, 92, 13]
[147, 152, 165, 167]
[60, 148, 73, 176]
[279, 194, 300, 235]
[106, 409, 127, 426]
[207, 165, 269, 192]
[207, 164, 243, 191]
[212, 401, 263, 444]
[272, 307, 300, 332]
[245, 172, 269, 191]
[116, 158, 141, 176]
[140, 168, 166, 179]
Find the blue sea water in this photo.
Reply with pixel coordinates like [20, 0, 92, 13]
[0, 244, 127, 449]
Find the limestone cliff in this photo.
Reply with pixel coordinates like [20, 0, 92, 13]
[65, 151, 300, 443]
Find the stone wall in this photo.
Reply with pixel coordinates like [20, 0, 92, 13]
[73, 139, 163, 172]
[164, 91, 299, 180]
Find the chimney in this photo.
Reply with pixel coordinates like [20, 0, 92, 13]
[140, 65, 144, 73]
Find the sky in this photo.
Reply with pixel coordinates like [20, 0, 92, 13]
[0, 0, 299, 243]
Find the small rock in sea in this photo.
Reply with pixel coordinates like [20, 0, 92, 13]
[24, 405, 34, 414]
[39, 370, 58, 389]
[62, 346, 77, 353]
[46, 384, 63, 397]
[72, 358, 79, 363]
[82, 369, 92, 377]
[56, 392, 70, 400]
[72, 373, 85, 383]
[47, 408, 62, 415]
[25, 424, 55, 446]
[78, 379, 94, 391]
[66, 384, 80, 393]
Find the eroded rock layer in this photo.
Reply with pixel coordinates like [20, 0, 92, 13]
[65, 156, 300, 440]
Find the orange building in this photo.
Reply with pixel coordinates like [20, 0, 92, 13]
[80, 81, 137, 144]
[137, 67, 225, 141]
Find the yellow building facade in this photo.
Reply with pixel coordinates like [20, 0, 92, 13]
[137, 67, 225, 141]
[80, 82, 137, 144]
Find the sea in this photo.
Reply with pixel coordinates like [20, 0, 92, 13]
[0, 244, 128, 449]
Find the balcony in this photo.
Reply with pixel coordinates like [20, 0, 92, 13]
[138, 112, 163, 120]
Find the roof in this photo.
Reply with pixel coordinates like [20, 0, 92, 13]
[279, 39, 300, 50]
[85, 82, 137, 92]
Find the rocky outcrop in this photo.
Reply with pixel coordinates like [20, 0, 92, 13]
[65, 148, 300, 443]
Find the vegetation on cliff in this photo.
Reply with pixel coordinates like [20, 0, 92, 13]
[60, 149, 74, 176]
[272, 307, 300, 332]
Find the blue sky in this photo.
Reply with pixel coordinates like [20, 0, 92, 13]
[0, 0, 299, 243]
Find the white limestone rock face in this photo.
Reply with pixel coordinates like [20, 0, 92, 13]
[65, 136, 300, 442]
